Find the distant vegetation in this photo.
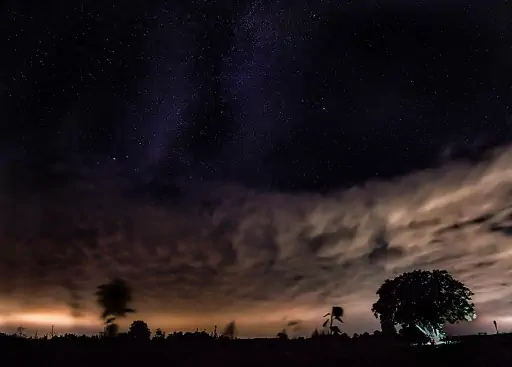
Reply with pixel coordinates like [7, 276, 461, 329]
[1, 269, 508, 366]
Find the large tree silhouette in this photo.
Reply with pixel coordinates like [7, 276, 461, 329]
[95, 278, 136, 336]
[372, 269, 475, 344]
[128, 320, 151, 340]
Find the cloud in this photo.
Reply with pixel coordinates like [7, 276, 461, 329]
[1, 147, 512, 335]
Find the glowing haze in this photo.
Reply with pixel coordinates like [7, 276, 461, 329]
[1, 147, 512, 337]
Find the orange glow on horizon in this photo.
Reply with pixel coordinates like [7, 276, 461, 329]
[0, 311, 99, 328]
[0, 306, 509, 337]
[0, 304, 332, 333]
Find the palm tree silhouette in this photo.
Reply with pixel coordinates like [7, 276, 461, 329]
[95, 278, 135, 336]
[323, 306, 344, 335]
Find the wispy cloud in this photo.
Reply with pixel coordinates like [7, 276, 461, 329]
[1, 147, 512, 336]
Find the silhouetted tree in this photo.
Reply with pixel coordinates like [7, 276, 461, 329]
[380, 319, 397, 335]
[493, 320, 499, 334]
[128, 320, 151, 340]
[95, 278, 136, 336]
[105, 323, 119, 338]
[276, 329, 289, 340]
[222, 321, 236, 339]
[372, 269, 476, 344]
[154, 328, 166, 339]
[322, 306, 344, 335]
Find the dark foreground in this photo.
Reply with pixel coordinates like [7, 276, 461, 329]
[2, 334, 512, 367]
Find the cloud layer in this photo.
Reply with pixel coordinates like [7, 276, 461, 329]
[1, 147, 512, 336]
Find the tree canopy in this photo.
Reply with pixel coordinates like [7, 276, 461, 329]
[371, 269, 476, 340]
[95, 278, 136, 324]
[128, 320, 151, 340]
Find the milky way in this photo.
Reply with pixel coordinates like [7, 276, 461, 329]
[1, 147, 511, 336]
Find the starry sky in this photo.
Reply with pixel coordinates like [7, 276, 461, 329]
[0, 0, 511, 337]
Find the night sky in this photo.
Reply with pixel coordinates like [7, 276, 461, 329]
[0, 0, 511, 337]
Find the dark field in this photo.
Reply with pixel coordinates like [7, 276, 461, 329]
[2, 333, 512, 367]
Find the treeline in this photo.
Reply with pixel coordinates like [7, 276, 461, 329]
[4, 268, 499, 344]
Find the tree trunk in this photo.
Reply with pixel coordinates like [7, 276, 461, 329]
[415, 323, 444, 344]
